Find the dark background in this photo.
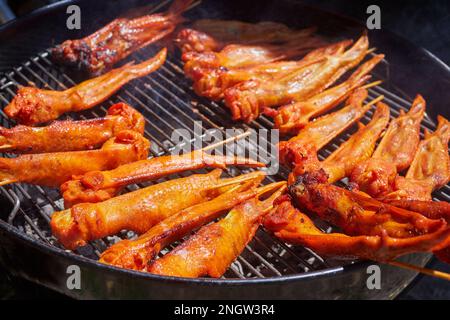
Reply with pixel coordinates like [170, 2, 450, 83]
[0, 0, 449, 299]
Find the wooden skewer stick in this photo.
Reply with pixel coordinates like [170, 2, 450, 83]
[362, 80, 383, 90]
[365, 95, 384, 107]
[201, 130, 251, 152]
[256, 181, 287, 197]
[0, 179, 18, 187]
[260, 184, 288, 213]
[0, 131, 251, 154]
[0, 144, 13, 151]
[386, 260, 450, 282]
[187, 0, 202, 11]
[209, 171, 265, 190]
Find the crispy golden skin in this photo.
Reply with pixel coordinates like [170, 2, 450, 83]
[52, 0, 189, 75]
[320, 102, 390, 183]
[5, 49, 166, 125]
[176, 20, 317, 54]
[350, 96, 426, 198]
[264, 195, 450, 262]
[290, 170, 448, 239]
[224, 35, 369, 122]
[267, 54, 384, 134]
[191, 41, 350, 101]
[0, 130, 149, 188]
[51, 170, 264, 249]
[100, 181, 282, 271]
[0, 103, 144, 154]
[61, 150, 265, 207]
[148, 184, 283, 278]
[278, 88, 370, 169]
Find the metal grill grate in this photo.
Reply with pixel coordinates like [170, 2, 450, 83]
[0, 38, 449, 280]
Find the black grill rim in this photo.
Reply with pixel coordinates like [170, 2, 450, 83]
[0, 216, 365, 284]
[0, 0, 446, 290]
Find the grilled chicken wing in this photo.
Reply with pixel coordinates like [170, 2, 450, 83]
[384, 200, 450, 222]
[61, 150, 265, 207]
[148, 183, 285, 278]
[264, 195, 450, 262]
[278, 88, 371, 169]
[183, 39, 324, 82]
[191, 40, 350, 100]
[51, 170, 264, 249]
[100, 181, 283, 270]
[319, 102, 390, 183]
[267, 54, 384, 134]
[350, 96, 426, 198]
[224, 35, 369, 122]
[379, 116, 450, 201]
[176, 20, 317, 54]
[399, 117, 450, 262]
[290, 170, 447, 239]
[0, 103, 144, 154]
[52, 0, 189, 75]
[193, 57, 319, 101]
[374, 96, 426, 170]
[176, 28, 222, 54]
[5, 49, 166, 125]
[0, 130, 149, 188]
[403, 116, 450, 188]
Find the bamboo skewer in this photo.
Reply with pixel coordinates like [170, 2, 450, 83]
[387, 260, 450, 282]
[209, 171, 265, 190]
[362, 80, 382, 90]
[201, 130, 251, 152]
[365, 95, 384, 107]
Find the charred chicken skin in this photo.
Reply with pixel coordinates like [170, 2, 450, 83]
[61, 150, 265, 207]
[191, 40, 351, 101]
[100, 180, 283, 271]
[176, 20, 317, 54]
[0, 103, 144, 154]
[51, 170, 264, 249]
[264, 195, 450, 262]
[224, 35, 369, 122]
[289, 170, 449, 241]
[5, 49, 166, 125]
[0, 130, 149, 188]
[350, 95, 426, 198]
[148, 183, 285, 278]
[52, 0, 189, 75]
[278, 88, 371, 169]
[266, 54, 384, 134]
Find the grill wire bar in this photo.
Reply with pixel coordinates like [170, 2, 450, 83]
[0, 43, 448, 280]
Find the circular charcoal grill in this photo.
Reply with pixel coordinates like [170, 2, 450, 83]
[0, 0, 449, 299]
